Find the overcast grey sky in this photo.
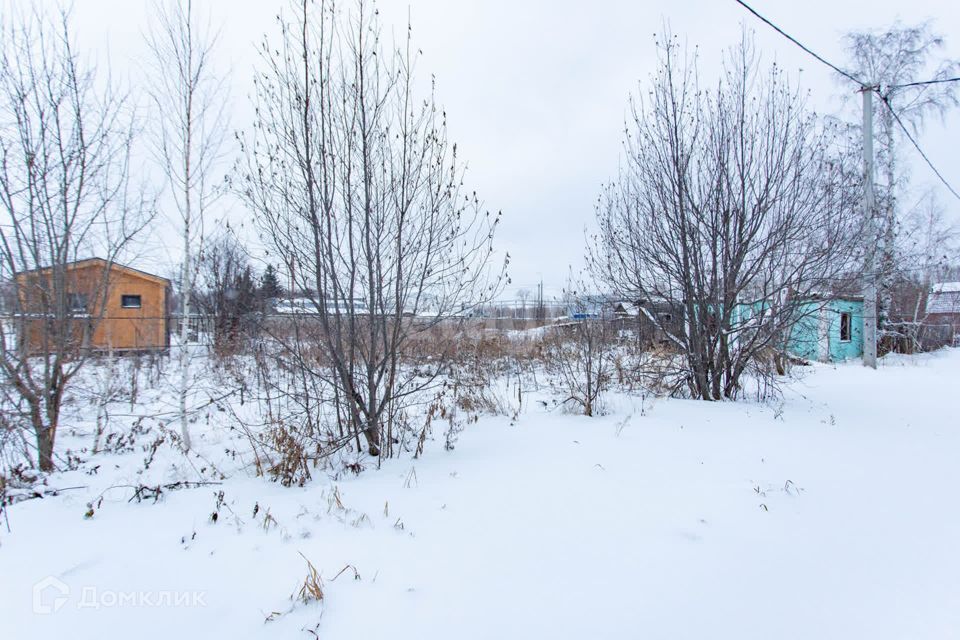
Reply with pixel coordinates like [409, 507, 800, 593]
[44, 0, 960, 296]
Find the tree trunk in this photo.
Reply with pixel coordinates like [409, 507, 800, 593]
[36, 418, 56, 472]
[178, 198, 193, 451]
[362, 423, 381, 456]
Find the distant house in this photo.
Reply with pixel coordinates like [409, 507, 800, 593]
[611, 298, 685, 346]
[273, 297, 322, 315]
[14, 258, 171, 352]
[567, 295, 647, 321]
[927, 282, 960, 342]
[273, 297, 373, 316]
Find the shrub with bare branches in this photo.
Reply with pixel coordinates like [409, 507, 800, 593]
[591, 32, 861, 400]
[0, 5, 153, 471]
[237, 0, 503, 461]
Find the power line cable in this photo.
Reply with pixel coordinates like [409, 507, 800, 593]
[731, 0, 866, 87]
[733, 0, 960, 203]
[888, 76, 960, 90]
[878, 93, 960, 202]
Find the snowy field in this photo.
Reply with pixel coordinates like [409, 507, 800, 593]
[3, 349, 959, 639]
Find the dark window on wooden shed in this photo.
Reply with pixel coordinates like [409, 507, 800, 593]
[839, 312, 851, 342]
[67, 293, 87, 313]
[121, 294, 142, 309]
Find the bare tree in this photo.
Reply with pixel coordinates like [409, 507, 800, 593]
[842, 22, 960, 323]
[893, 191, 960, 332]
[516, 288, 531, 324]
[544, 282, 612, 417]
[592, 33, 861, 400]
[0, 5, 152, 471]
[238, 0, 503, 457]
[145, 0, 228, 450]
[195, 231, 259, 354]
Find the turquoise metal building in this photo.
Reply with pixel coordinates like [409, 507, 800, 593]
[787, 297, 864, 362]
[729, 296, 864, 363]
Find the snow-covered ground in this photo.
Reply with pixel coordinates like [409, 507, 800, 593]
[3, 350, 960, 639]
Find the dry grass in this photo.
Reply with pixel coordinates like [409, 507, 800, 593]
[294, 552, 325, 605]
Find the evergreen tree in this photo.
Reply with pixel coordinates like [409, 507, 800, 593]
[260, 263, 283, 300]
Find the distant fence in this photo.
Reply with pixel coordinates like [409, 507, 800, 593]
[881, 321, 956, 354]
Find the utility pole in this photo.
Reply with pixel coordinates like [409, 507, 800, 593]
[861, 86, 878, 369]
[537, 279, 544, 322]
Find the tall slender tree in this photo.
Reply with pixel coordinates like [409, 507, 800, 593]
[145, 0, 228, 450]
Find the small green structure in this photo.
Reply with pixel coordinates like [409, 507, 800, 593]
[729, 296, 864, 363]
[787, 297, 863, 362]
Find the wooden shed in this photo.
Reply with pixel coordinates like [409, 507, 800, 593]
[15, 258, 171, 353]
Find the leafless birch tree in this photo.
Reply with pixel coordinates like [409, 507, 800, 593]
[145, 0, 228, 450]
[592, 33, 861, 400]
[892, 191, 960, 340]
[842, 22, 960, 324]
[0, 5, 152, 470]
[238, 0, 503, 457]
